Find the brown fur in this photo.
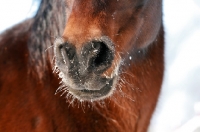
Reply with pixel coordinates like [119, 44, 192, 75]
[0, 0, 164, 131]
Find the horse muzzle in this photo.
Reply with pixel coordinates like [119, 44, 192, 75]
[54, 36, 119, 101]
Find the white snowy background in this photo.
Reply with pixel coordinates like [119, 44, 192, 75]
[0, 0, 200, 132]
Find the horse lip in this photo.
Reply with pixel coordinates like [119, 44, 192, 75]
[68, 77, 115, 101]
[80, 79, 113, 93]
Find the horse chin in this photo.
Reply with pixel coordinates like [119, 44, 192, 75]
[62, 75, 118, 101]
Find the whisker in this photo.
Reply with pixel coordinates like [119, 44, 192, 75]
[45, 45, 54, 52]
[80, 101, 86, 113]
[60, 90, 68, 96]
[120, 71, 135, 78]
[117, 86, 135, 102]
[120, 77, 136, 90]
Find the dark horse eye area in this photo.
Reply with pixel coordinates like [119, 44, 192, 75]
[54, 36, 119, 101]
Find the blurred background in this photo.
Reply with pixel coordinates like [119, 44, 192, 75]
[0, 0, 200, 131]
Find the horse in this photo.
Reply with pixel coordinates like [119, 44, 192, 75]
[0, 0, 164, 131]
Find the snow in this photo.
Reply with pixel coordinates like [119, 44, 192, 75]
[0, 0, 39, 33]
[149, 0, 200, 131]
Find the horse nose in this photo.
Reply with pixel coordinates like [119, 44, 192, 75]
[55, 40, 114, 75]
[82, 41, 114, 74]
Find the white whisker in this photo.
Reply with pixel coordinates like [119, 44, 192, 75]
[45, 45, 54, 52]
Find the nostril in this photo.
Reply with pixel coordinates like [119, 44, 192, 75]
[88, 41, 114, 72]
[59, 43, 76, 60]
[58, 44, 63, 49]
[65, 47, 75, 60]
[57, 43, 77, 70]
[93, 42, 110, 67]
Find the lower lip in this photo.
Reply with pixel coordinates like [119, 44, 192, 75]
[70, 78, 114, 101]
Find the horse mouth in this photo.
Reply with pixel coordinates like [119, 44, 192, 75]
[54, 36, 120, 101]
[67, 77, 116, 101]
